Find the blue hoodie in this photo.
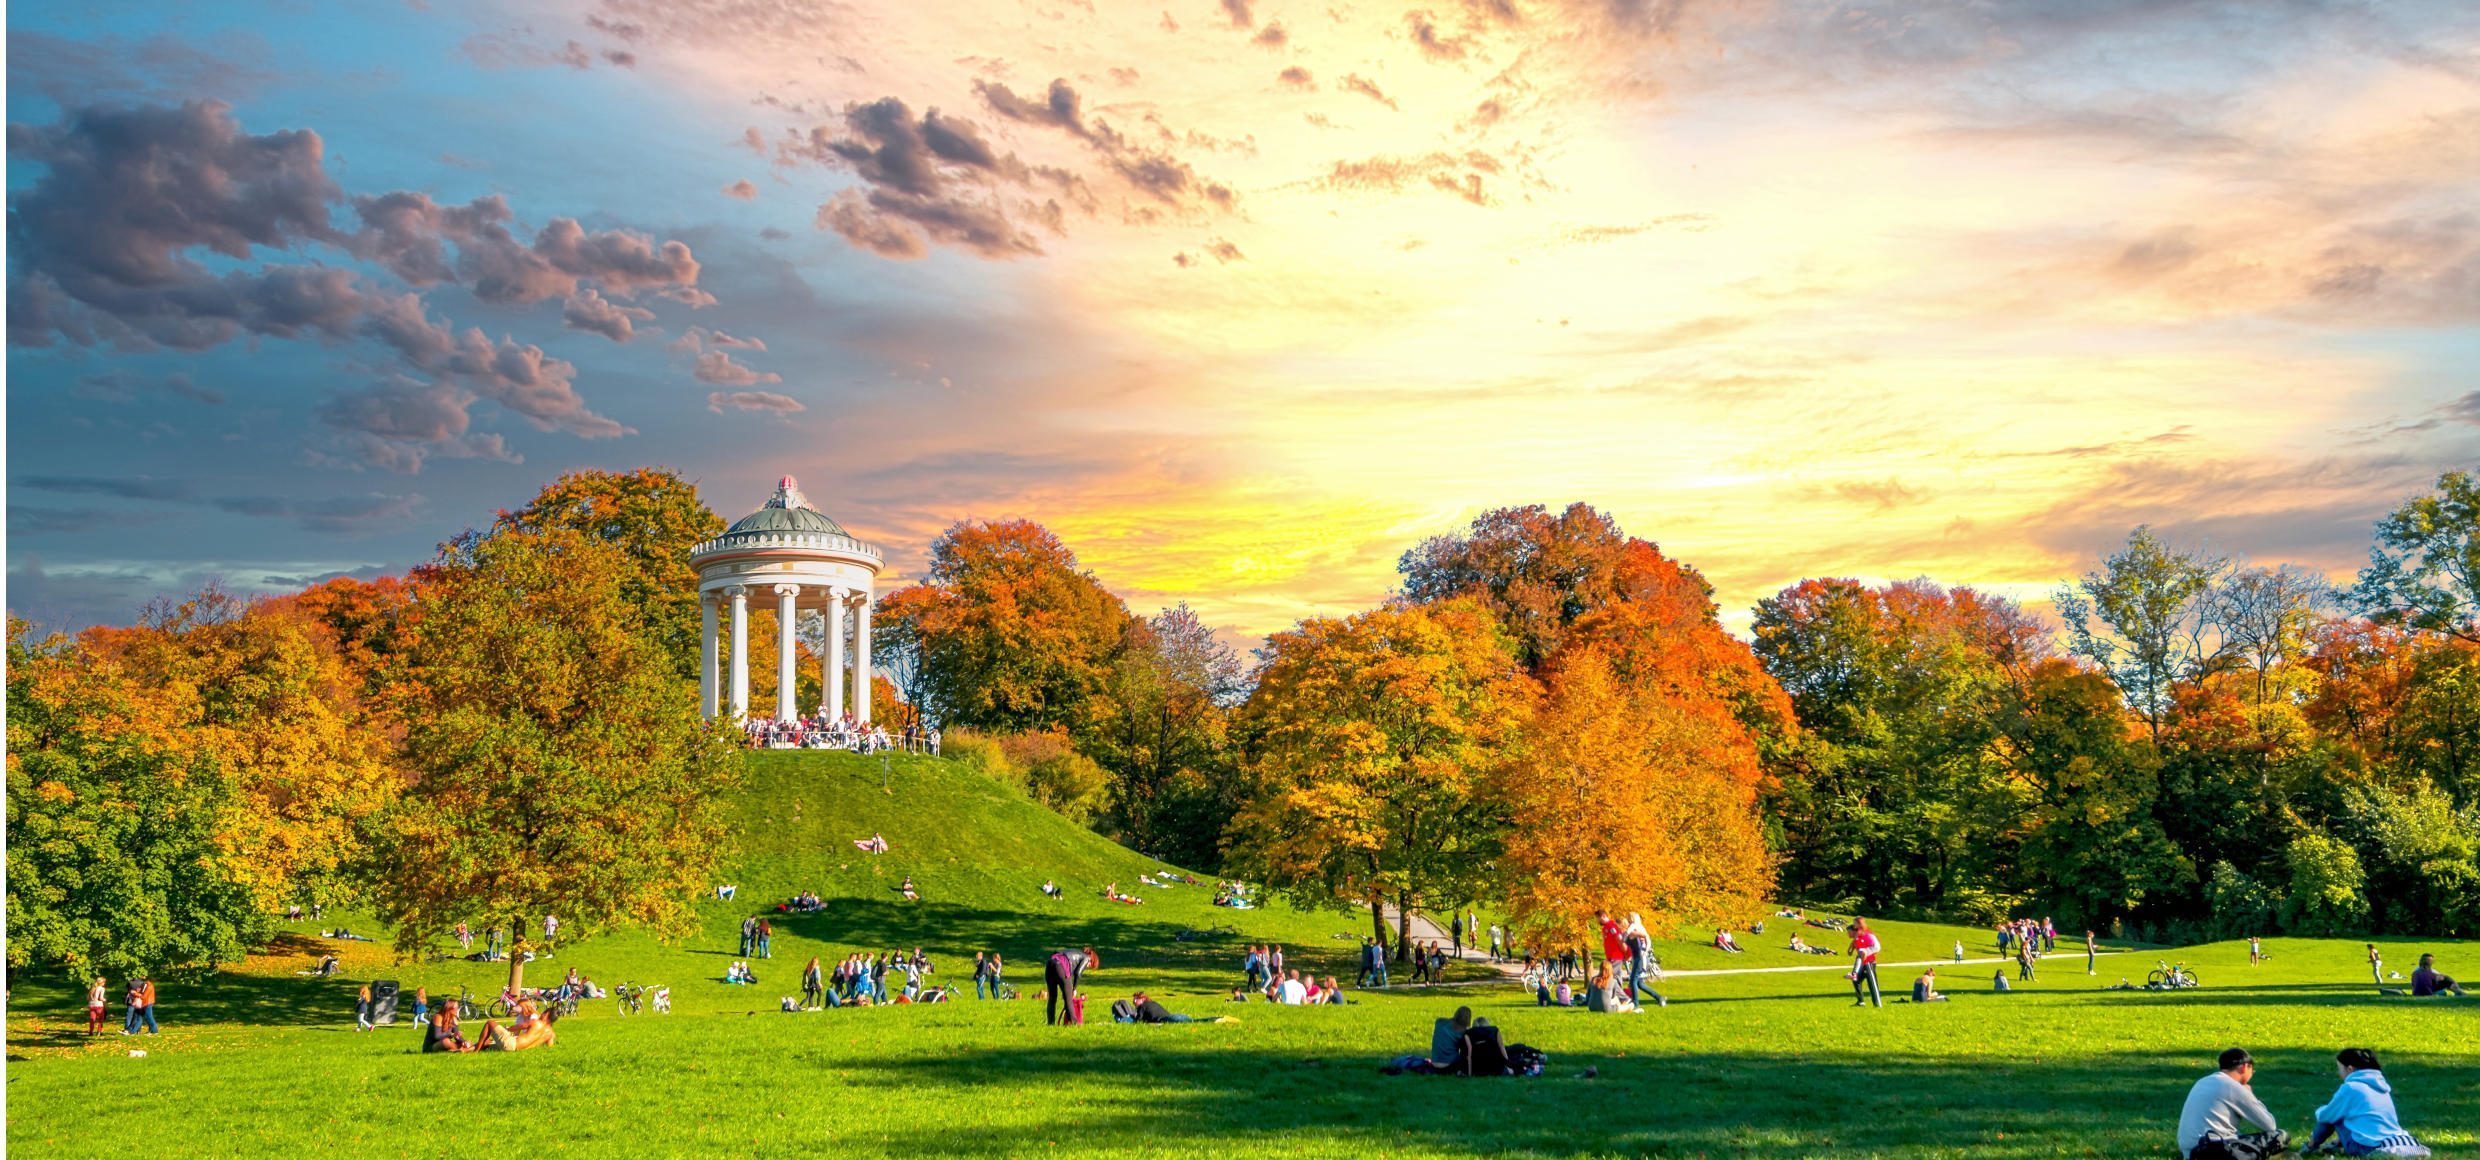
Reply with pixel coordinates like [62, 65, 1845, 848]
[2315, 1070, 2420, 1152]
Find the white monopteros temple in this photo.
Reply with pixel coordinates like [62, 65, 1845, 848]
[690, 476, 884, 723]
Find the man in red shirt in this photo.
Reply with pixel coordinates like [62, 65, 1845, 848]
[1597, 911, 1628, 971]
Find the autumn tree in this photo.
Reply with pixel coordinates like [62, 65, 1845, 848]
[1399, 503, 1633, 669]
[1492, 643, 1775, 947]
[2353, 469, 2480, 643]
[373, 527, 740, 953]
[875, 519, 1134, 732]
[493, 467, 725, 680]
[1226, 601, 1534, 954]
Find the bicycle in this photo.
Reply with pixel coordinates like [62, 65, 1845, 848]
[451, 986, 490, 1020]
[2148, 960, 2200, 989]
[615, 983, 645, 1016]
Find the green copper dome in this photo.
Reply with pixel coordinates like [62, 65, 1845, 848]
[722, 475, 849, 538]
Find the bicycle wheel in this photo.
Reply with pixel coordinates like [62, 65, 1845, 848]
[2181, 971, 2200, 988]
[488, 998, 513, 1019]
[2147, 969, 2168, 988]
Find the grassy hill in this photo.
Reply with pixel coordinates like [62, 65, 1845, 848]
[8, 749, 2477, 1158]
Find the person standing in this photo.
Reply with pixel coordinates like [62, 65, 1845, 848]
[1624, 913, 1665, 1007]
[972, 952, 990, 1000]
[134, 975, 159, 1035]
[740, 915, 756, 958]
[2087, 930, 2099, 975]
[2176, 1048, 2286, 1160]
[2247, 936, 2262, 967]
[2367, 943, 2384, 989]
[2017, 936, 2038, 982]
[802, 957, 824, 1008]
[543, 913, 559, 951]
[1848, 919, 1882, 1008]
[757, 918, 773, 960]
[1269, 944, 1285, 987]
[87, 975, 109, 1036]
[356, 983, 374, 1031]
[1370, 935, 1390, 988]
[1045, 947, 1098, 1026]
[1450, 913, 1463, 957]
[988, 953, 1005, 997]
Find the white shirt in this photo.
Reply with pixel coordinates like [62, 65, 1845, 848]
[1277, 979, 1306, 1004]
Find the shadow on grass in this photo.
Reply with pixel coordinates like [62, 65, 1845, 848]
[787, 1040, 2480, 1158]
[750, 898, 1366, 983]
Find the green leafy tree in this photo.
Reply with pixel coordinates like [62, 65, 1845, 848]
[1082, 604, 1244, 860]
[5, 620, 262, 978]
[2055, 527, 2231, 742]
[493, 467, 726, 680]
[2282, 831, 2369, 936]
[2353, 469, 2480, 643]
[374, 528, 740, 953]
[1997, 661, 2188, 930]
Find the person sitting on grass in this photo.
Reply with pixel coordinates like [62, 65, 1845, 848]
[899, 876, 919, 902]
[2307, 1048, 2428, 1157]
[2408, 953, 2464, 998]
[1320, 976, 1348, 1005]
[1912, 968, 1949, 1003]
[2176, 1047, 2287, 1160]
[1993, 971, 2011, 993]
[1585, 964, 1637, 1014]
[423, 1003, 475, 1053]
[1041, 880, 1063, 900]
[1713, 929, 1744, 953]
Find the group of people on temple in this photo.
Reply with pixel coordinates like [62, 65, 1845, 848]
[742, 713, 939, 754]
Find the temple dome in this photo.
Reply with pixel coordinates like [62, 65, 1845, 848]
[721, 475, 850, 538]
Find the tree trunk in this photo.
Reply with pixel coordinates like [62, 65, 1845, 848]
[1395, 892, 1414, 963]
[1369, 888, 1389, 949]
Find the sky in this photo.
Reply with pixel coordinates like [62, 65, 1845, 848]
[8, 0, 2479, 644]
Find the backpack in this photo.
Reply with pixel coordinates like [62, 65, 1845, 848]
[1505, 1043, 1548, 1077]
[1110, 999, 1137, 1023]
[1067, 992, 1086, 1025]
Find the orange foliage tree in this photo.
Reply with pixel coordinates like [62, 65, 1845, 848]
[1226, 600, 1535, 953]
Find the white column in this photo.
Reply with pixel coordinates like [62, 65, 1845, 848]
[698, 595, 719, 720]
[774, 584, 800, 723]
[853, 592, 874, 724]
[728, 586, 750, 721]
[821, 586, 847, 720]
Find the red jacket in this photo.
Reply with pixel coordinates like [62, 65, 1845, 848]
[1600, 919, 1628, 961]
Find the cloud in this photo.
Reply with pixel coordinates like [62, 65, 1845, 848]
[1254, 23, 1289, 48]
[974, 79, 1237, 213]
[211, 492, 426, 533]
[691, 349, 783, 386]
[19, 475, 196, 501]
[707, 390, 806, 415]
[669, 326, 769, 352]
[71, 371, 228, 406]
[1205, 239, 1245, 263]
[723, 179, 759, 200]
[349, 192, 705, 305]
[1278, 66, 1315, 89]
[6, 31, 276, 107]
[788, 96, 1068, 260]
[1319, 151, 1504, 205]
[1828, 478, 1927, 511]
[358, 293, 627, 437]
[1220, 0, 1253, 29]
[1407, 11, 1472, 60]
[314, 374, 520, 474]
[561, 288, 656, 341]
[1340, 74, 1399, 110]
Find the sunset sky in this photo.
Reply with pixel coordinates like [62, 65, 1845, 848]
[8, 0, 2478, 642]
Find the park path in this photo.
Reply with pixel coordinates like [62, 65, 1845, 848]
[1369, 902, 2131, 986]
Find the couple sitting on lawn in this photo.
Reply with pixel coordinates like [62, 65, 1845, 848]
[1383, 1007, 1543, 1077]
[424, 1000, 555, 1054]
[2177, 1047, 2429, 1159]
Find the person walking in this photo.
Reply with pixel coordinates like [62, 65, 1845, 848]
[2087, 930, 2099, 975]
[87, 975, 110, 1036]
[1624, 913, 1665, 1007]
[1045, 947, 1098, 1026]
[133, 975, 160, 1035]
[1370, 934, 1390, 988]
[356, 983, 374, 1031]
[2017, 937, 2038, 982]
[1848, 919, 1883, 1008]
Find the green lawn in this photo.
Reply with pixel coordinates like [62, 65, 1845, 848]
[9, 751, 2477, 1157]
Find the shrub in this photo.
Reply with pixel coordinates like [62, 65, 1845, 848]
[2205, 860, 2282, 939]
[2282, 832, 2368, 936]
[996, 731, 1110, 824]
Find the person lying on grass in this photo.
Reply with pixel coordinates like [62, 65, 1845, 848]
[2307, 1047, 2428, 1157]
[474, 1001, 558, 1053]
[1128, 992, 1197, 1023]
[1787, 933, 1835, 955]
[2177, 1047, 2286, 1160]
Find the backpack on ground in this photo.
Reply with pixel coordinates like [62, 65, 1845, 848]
[1067, 992, 1086, 1025]
[1504, 1044, 1548, 1077]
[1110, 999, 1137, 1024]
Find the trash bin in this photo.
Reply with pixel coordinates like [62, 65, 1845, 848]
[372, 978, 400, 1026]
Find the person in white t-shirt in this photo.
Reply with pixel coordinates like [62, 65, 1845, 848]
[1276, 970, 1307, 1004]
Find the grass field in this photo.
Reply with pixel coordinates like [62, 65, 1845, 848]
[8, 751, 2476, 1157]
